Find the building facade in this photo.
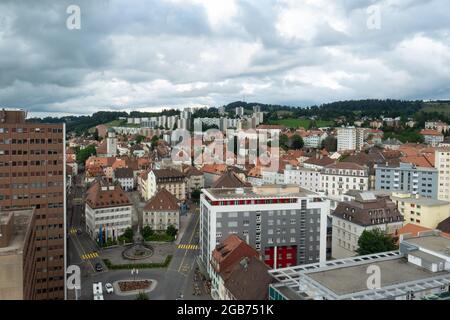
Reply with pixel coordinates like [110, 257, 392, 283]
[85, 180, 132, 241]
[145, 168, 186, 201]
[143, 188, 180, 231]
[200, 185, 330, 276]
[375, 163, 438, 199]
[436, 148, 450, 201]
[321, 163, 369, 199]
[391, 192, 450, 229]
[284, 166, 322, 193]
[331, 192, 403, 259]
[0, 109, 65, 300]
[337, 127, 364, 151]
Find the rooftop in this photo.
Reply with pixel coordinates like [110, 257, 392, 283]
[391, 193, 450, 207]
[403, 234, 450, 258]
[0, 208, 33, 256]
[204, 185, 317, 201]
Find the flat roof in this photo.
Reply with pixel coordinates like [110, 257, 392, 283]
[404, 235, 450, 258]
[204, 185, 317, 200]
[391, 195, 450, 207]
[0, 209, 33, 256]
[308, 257, 447, 296]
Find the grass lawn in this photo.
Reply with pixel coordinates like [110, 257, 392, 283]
[269, 118, 334, 128]
[420, 102, 450, 116]
[144, 232, 175, 242]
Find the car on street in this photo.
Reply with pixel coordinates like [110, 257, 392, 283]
[95, 263, 103, 272]
[105, 283, 114, 294]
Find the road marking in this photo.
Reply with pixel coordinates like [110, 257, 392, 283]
[81, 251, 99, 260]
[177, 244, 199, 250]
[177, 214, 200, 273]
[69, 227, 77, 235]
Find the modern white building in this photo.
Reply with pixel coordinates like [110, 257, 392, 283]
[85, 180, 132, 242]
[200, 185, 330, 276]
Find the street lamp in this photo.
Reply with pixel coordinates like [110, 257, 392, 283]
[131, 268, 138, 282]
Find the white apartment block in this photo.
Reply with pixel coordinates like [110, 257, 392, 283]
[337, 127, 364, 151]
[261, 169, 285, 185]
[436, 148, 450, 201]
[284, 166, 322, 193]
[321, 163, 369, 199]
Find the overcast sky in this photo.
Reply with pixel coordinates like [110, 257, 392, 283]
[1, 0, 450, 116]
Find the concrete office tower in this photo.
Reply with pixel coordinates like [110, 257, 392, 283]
[0, 109, 65, 299]
[106, 128, 117, 157]
[337, 126, 364, 151]
[200, 185, 330, 276]
[235, 107, 244, 117]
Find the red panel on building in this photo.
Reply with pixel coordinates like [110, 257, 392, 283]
[264, 245, 297, 268]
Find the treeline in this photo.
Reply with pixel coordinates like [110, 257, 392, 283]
[27, 109, 180, 135]
[223, 99, 425, 121]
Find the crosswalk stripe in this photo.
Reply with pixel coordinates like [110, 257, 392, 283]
[178, 244, 198, 250]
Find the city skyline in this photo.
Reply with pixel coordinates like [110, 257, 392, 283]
[1, 1, 450, 116]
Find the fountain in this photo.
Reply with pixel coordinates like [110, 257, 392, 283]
[122, 225, 154, 260]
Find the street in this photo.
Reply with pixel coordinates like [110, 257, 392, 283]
[66, 174, 209, 300]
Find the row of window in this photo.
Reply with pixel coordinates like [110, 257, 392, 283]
[0, 128, 62, 134]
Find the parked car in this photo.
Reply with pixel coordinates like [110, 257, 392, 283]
[105, 283, 114, 294]
[95, 263, 103, 272]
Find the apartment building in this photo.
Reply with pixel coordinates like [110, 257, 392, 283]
[200, 185, 330, 276]
[269, 231, 450, 300]
[0, 208, 35, 300]
[113, 167, 134, 191]
[321, 163, 369, 198]
[436, 148, 450, 200]
[85, 179, 132, 242]
[337, 127, 364, 151]
[141, 168, 186, 201]
[375, 163, 438, 199]
[391, 192, 450, 229]
[0, 109, 65, 300]
[284, 166, 322, 193]
[420, 129, 444, 147]
[331, 192, 403, 259]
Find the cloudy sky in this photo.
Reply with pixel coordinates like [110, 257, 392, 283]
[1, 0, 450, 116]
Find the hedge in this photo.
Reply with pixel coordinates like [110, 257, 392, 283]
[103, 255, 172, 270]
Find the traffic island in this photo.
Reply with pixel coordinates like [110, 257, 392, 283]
[113, 279, 157, 296]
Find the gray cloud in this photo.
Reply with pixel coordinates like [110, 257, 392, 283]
[0, 0, 450, 115]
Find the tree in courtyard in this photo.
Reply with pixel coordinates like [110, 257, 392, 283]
[141, 225, 153, 240]
[166, 225, 178, 238]
[122, 227, 134, 242]
[76, 145, 96, 164]
[191, 189, 201, 202]
[321, 136, 337, 152]
[356, 229, 397, 256]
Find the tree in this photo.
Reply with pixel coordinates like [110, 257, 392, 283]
[280, 134, 289, 150]
[122, 227, 134, 242]
[92, 128, 100, 141]
[141, 225, 153, 239]
[321, 136, 337, 152]
[191, 189, 201, 202]
[356, 229, 397, 256]
[166, 225, 178, 238]
[135, 135, 145, 144]
[150, 135, 159, 150]
[290, 134, 304, 149]
[76, 145, 96, 164]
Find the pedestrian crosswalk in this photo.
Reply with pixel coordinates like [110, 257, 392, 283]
[69, 227, 77, 235]
[177, 244, 199, 250]
[81, 252, 99, 260]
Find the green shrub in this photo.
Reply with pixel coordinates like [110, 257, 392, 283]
[102, 256, 173, 270]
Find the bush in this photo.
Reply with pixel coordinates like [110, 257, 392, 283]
[142, 226, 154, 239]
[103, 256, 173, 270]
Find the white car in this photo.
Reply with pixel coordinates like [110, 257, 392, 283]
[105, 283, 114, 294]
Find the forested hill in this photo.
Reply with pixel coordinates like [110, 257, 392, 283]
[224, 99, 425, 120]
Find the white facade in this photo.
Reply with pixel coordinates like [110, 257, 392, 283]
[85, 203, 132, 241]
[116, 177, 134, 191]
[321, 166, 369, 199]
[331, 216, 403, 259]
[436, 148, 450, 200]
[284, 167, 322, 193]
[303, 132, 328, 148]
[262, 169, 285, 185]
[337, 127, 364, 151]
[106, 130, 117, 157]
[143, 210, 179, 231]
